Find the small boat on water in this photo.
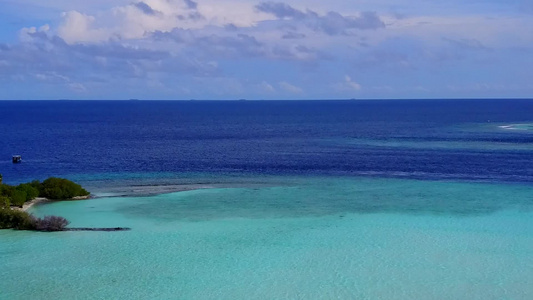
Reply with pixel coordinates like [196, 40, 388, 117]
[12, 155, 22, 163]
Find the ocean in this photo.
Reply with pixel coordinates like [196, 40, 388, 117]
[0, 99, 532, 299]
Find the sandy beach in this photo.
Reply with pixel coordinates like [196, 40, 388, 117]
[12, 195, 91, 212]
[10, 197, 50, 212]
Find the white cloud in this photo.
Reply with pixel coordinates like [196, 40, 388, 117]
[69, 82, 87, 92]
[279, 81, 303, 93]
[383, 14, 533, 48]
[332, 75, 361, 92]
[344, 75, 361, 90]
[258, 81, 276, 93]
[2, 0, 533, 99]
[52, 0, 273, 44]
[34, 72, 70, 83]
[19, 24, 51, 42]
[58, 11, 110, 44]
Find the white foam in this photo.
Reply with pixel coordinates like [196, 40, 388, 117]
[498, 123, 533, 131]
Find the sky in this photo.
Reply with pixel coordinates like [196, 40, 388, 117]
[0, 0, 532, 100]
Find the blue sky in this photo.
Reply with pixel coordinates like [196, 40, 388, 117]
[0, 0, 532, 100]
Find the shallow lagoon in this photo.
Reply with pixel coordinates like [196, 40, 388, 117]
[1, 177, 532, 299]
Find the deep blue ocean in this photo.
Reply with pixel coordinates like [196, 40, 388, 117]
[1, 99, 532, 184]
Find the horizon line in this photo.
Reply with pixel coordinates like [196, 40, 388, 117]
[1, 97, 532, 102]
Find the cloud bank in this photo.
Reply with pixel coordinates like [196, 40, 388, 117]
[0, 0, 532, 99]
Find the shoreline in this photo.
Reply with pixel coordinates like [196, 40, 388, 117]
[12, 195, 91, 212]
[13, 181, 283, 212]
[11, 197, 50, 212]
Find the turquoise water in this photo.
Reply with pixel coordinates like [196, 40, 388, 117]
[1, 177, 532, 299]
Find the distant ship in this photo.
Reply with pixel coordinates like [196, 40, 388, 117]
[12, 155, 22, 163]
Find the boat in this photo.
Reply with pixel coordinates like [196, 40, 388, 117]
[12, 155, 22, 163]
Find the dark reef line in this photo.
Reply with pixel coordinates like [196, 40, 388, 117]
[65, 227, 131, 232]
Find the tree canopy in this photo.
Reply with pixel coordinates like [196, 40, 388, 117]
[0, 177, 89, 206]
[40, 177, 89, 200]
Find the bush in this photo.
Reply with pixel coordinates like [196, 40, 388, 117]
[33, 215, 70, 231]
[16, 183, 40, 201]
[0, 209, 70, 231]
[0, 185, 27, 207]
[10, 190, 27, 206]
[0, 178, 89, 205]
[29, 180, 42, 194]
[0, 184, 13, 197]
[0, 196, 10, 209]
[0, 208, 35, 230]
[40, 177, 89, 200]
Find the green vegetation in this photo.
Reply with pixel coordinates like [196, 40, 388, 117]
[40, 177, 89, 200]
[0, 176, 90, 207]
[17, 183, 40, 201]
[0, 175, 88, 231]
[0, 196, 10, 208]
[0, 209, 70, 231]
[0, 184, 27, 206]
[0, 209, 35, 230]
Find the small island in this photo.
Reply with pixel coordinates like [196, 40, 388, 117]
[0, 176, 90, 231]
